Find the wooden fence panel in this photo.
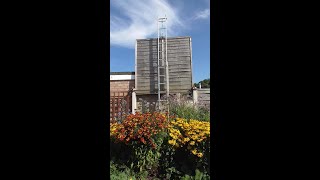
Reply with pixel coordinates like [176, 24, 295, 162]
[110, 91, 132, 123]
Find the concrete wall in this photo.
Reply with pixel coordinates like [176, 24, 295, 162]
[193, 88, 210, 110]
[136, 94, 158, 113]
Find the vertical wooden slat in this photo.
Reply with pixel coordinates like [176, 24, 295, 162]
[110, 93, 112, 122]
[121, 92, 124, 114]
[112, 92, 115, 122]
[129, 92, 131, 113]
[117, 92, 120, 119]
[110, 94, 112, 122]
[126, 94, 129, 114]
[111, 94, 113, 122]
[122, 93, 124, 116]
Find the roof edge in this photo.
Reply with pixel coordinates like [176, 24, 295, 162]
[110, 72, 135, 75]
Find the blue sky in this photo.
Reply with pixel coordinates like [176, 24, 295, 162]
[110, 0, 210, 83]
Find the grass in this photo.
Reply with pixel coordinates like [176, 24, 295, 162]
[168, 95, 210, 122]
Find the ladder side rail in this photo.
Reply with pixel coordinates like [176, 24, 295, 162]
[157, 19, 161, 103]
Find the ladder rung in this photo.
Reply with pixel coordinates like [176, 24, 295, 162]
[159, 75, 165, 77]
[159, 67, 165, 68]
[159, 83, 166, 84]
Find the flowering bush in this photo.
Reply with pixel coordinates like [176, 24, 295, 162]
[168, 118, 210, 158]
[110, 112, 211, 179]
[110, 112, 173, 174]
[110, 112, 169, 148]
[158, 118, 210, 178]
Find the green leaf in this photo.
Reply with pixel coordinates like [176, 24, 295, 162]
[195, 169, 203, 180]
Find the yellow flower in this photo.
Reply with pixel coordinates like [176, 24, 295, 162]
[197, 153, 203, 158]
[189, 141, 195, 145]
[191, 149, 197, 155]
[183, 137, 190, 142]
[191, 135, 199, 140]
[197, 138, 204, 142]
[168, 139, 176, 146]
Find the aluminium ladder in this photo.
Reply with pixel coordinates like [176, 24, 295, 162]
[157, 17, 169, 112]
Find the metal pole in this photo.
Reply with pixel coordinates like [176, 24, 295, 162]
[157, 18, 160, 103]
[165, 16, 170, 115]
[157, 18, 162, 112]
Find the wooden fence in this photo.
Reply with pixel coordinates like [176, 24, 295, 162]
[110, 91, 132, 123]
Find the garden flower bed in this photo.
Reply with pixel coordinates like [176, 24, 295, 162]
[110, 112, 210, 180]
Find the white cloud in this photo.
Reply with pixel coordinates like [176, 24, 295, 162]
[110, 0, 183, 49]
[193, 9, 210, 20]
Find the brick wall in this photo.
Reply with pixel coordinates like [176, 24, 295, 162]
[110, 80, 135, 92]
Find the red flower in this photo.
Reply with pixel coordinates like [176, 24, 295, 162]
[140, 137, 146, 144]
[119, 136, 125, 141]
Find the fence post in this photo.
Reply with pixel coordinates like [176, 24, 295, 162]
[132, 89, 137, 114]
[193, 89, 198, 105]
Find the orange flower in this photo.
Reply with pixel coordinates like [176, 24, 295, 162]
[140, 137, 146, 144]
[110, 112, 172, 147]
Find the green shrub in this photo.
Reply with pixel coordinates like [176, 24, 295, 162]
[110, 161, 136, 180]
[180, 169, 210, 180]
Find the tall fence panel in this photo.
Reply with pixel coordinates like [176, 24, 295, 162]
[110, 91, 132, 123]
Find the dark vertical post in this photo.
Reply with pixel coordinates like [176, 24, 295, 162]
[112, 92, 116, 121]
[117, 92, 120, 119]
[126, 93, 129, 114]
